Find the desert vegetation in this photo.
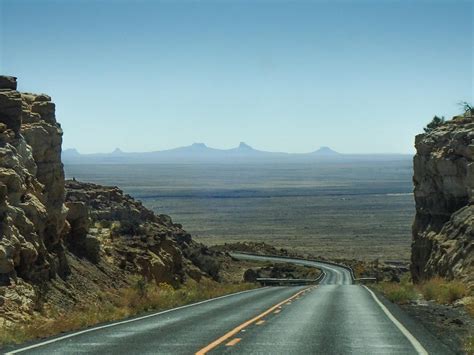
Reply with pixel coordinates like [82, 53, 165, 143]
[373, 275, 418, 304]
[0, 278, 256, 346]
[373, 276, 473, 353]
[374, 276, 470, 305]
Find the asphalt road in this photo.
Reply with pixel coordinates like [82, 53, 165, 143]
[4, 254, 453, 355]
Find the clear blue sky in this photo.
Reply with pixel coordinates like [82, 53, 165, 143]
[1, 0, 472, 154]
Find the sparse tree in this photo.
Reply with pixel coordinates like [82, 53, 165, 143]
[424, 115, 445, 133]
[458, 101, 473, 114]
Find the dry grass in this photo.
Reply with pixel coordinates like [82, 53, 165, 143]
[373, 277, 473, 354]
[418, 277, 468, 304]
[0, 278, 256, 346]
[466, 336, 474, 355]
[466, 300, 474, 318]
[373, 275, 417, 304]
[353, 263, 367, 278]
[373, 276, 470, 306]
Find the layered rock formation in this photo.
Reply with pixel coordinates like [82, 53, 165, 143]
[0, 76, 222, 326]
[411, 110, 473, 286]
[0, 76, 67, 285]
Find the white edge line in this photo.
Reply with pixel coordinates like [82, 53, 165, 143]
[319, 270, 327, 284]
[5, 287, 268, 354]
[363, 286, 428, 355]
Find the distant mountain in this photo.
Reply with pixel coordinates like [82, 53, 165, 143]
[62, 148, 81, 157]
[312, 146, 340, 155]
[62, 143, 411, 164]
[229, 142, 259, 153]
[111, 148, 125, 155]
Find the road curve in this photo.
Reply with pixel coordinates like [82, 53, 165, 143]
[3, 254, 453, 355]
[230, 252, 353, 285]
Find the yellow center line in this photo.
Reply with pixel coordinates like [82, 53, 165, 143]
[195, 288, 309, 355]
[256, 320, 265, 325]
[225, 338, 241, 346]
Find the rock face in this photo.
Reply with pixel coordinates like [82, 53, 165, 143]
[411, 110, 473, 286]
[0, 76, 67, 286]
[0, 76, 221, 326]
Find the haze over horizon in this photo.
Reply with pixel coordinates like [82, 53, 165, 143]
[1, 0, 472, 154]
[63, 142, 408, 156]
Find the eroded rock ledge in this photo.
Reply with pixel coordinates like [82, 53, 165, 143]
[411, 110, 473, 286]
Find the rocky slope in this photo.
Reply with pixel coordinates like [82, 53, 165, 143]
[64, 180, 220, 285]
[411, 110, 473, 286]
[0, 76, 222, 326]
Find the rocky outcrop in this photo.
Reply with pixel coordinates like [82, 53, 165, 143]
[0, 76, 223, 327]
[411, 110, 473, 286]
[64, 180, 214, 285]
[0, 76, 67, 286]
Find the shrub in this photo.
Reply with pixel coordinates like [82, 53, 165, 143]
[424, 115, 445, 133]
[459, 101, 473, 114]
[418, 277, 468, 304]
[353, 263, 366, 278]
[465, 336, 474, 355]
[374, 277, 417, 305]
[465, 300, 474, 317]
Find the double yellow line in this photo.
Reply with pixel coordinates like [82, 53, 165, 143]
[195, 288, 310, 354]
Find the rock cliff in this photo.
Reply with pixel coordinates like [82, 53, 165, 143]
[0, 75, 67, 285]
[0, 76, 222, 326]
[411, 110, 473, 286]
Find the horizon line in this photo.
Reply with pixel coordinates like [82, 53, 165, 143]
[62, 143, 413, 156]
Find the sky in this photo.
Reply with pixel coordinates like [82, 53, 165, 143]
[0, 0, 472, 154]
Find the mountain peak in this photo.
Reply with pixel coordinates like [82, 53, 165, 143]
[62, 148, 80, 156]
[111, 148, 123, 154]
[313, 146, 340, 155]
[238, 142, 253, 150]
[191, 142, 207, 149]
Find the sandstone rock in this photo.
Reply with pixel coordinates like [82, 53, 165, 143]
[0, 90, 22, 134]
[64, 180, 222, 283]
[0, 76, 17, 90]
[0, 76, 67, 287]
[412, 111, 473, 287]
[31, 101, 56, 124]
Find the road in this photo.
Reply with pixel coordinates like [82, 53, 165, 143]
[4, 254, 453, 355]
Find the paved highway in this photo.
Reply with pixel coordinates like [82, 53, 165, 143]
[4, 254, 453, 354]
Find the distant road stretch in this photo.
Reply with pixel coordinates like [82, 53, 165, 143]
[5, 254, 452, 354]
